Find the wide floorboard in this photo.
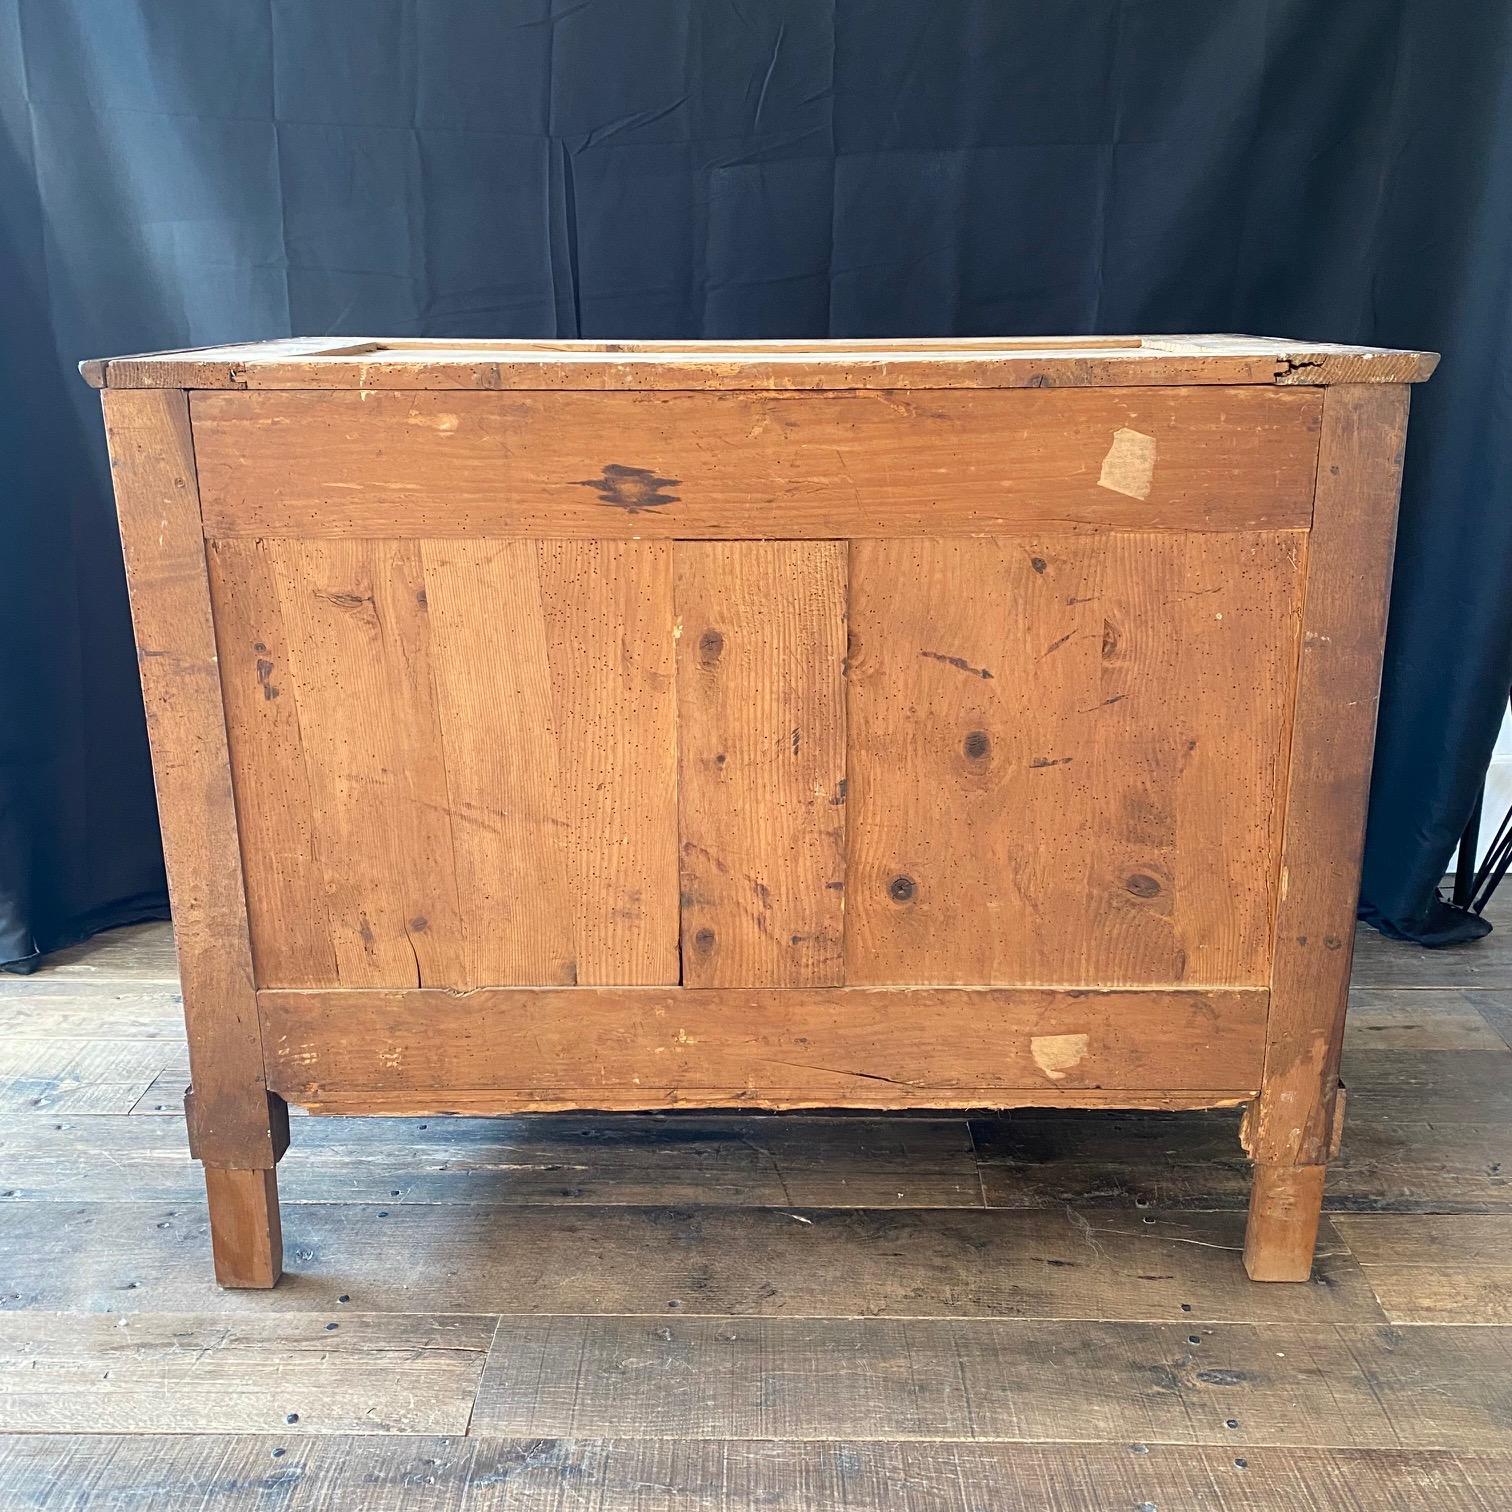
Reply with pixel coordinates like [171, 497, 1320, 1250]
[1, 900, 1509, 1509]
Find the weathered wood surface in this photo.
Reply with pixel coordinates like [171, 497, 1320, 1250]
[0, 1312, 491, 1433]
[211, 538, 680, 990]
[1, 1437, 1503, 1512]
[470, 1317, 1510, 1448]
[1352, 920, 1512, 988]
[0, 1201, 1380, 1322]
[100, 392, 275, 1172]
[846, 532, 1302, 987]
[1333, 1215, 1512, 1324]
[973, 1108, 1512, 1215]
[0, 1038, 179, 1115]
[1246, 385, 1409, 1170]
[0, 1113, 984, 1209]
[83, 331, 1439, 391]
[257, 986, 1267, 1109]
[191, 387, 1324, 538]
[19, 921, 178, 981]
[9, 919, 1512, 1502]
[0, 986, 184, 1040]
[675, 543, 846, 987]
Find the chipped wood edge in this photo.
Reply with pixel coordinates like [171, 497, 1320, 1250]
[80, 335, 1440, 391]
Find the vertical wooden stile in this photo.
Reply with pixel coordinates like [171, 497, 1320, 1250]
[1244, 383, 1410, 1280]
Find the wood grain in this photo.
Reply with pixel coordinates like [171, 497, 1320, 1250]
[972, 1104, 1512, 1215]
[258, 538, 467, 988]
[1334, 1215, 1512, 1324]
[190, 387, 1324, 537]
[0, 1312, 491, 1433]
[0, 1201, 1380, 1322]
[0, 987, 185, 1041]
[0, 1038, 173, 1115]
[257, 985, 1266, 1109]
[31, 921, 178, 981]
[202, 1167, 282, 1289]
[2, 1438, 1502, 1512]
[207, 538, 338, 988]
[0, 1111, 983, 1209]
[211, 538, 680, 989]
[83, 331, 1439, 390]
[99, 391, 276, 1169]
[675, 543, 846, 987]
[471, 1317, 1512, 1448]
[1247, 386, 1411, 1170]
[846, 533, 1303, 987]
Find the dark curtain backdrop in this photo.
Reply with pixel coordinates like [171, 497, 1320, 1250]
[3, 0, 1510, 968]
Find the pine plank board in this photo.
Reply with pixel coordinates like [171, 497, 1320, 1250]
[846, 533, 1301, 987]
[0, 1312, 491, 1434]
[191, 387, 1324, 538]
[471, 1317, 1512, 1450]
[207, 539, 339, 988]
[0, 1113, 982, 1209]
[255, 538, 469, 988]
[213, 538, 680, 990]
[0, 1436, 1498, 1512]
[0, 1202, 1381, 1322]
[675, 543, 846, 988]
[256, 986, 1266, 1109]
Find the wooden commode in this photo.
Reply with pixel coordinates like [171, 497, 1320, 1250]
[82, 334, 1436, 1287]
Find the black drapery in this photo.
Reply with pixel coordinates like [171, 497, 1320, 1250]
[3, 0, 1509, 968]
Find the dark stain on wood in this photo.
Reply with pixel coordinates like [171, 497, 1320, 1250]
[576, 463, 681, 513]
[255, 659, 279, 701]
[920, 650, 993, 680]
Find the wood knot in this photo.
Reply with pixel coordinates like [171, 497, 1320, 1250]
[1125, 874, 1161, 898]
[888, 875, 917, 903]
[962, 730, 991, 761]
[697, 628, 724, 667]
[693, 928, 716, 953]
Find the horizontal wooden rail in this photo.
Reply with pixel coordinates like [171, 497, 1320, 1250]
[259, 985, 1267, 1114]
[193, 387, 1322, 538]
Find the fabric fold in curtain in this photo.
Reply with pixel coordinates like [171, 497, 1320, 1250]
[2, 0, 1510, 967]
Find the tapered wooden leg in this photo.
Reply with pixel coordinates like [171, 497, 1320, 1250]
[1243, 1164, 1327, 1281]
[204, 1166, 283, 1289]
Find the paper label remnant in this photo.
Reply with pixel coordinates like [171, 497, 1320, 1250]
[1098, 427, 1157, 500]
[1030, 1033, 1090, 1081]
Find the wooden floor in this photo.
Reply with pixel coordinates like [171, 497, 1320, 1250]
[2, 908, 1511, 1509]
